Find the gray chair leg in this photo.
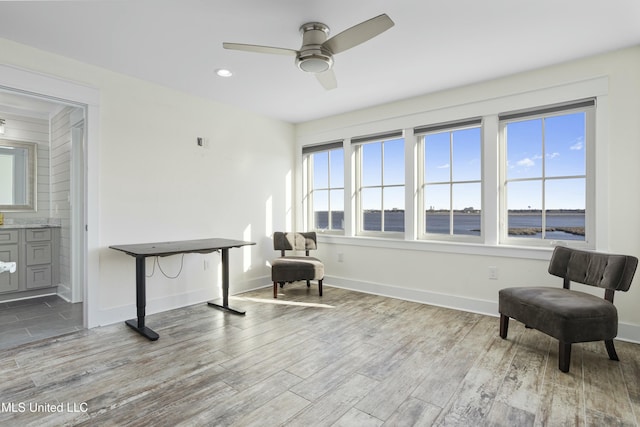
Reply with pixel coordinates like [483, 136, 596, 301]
[318, 279, 323, 296]
[559, 341, 571, 372]
[499, 314, 509, 339]
[605, 339, 619, 361]
[273, 282, 277, 299]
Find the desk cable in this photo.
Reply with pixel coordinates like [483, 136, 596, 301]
[146, 254, 185, 279]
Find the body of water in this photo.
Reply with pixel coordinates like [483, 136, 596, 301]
[315, 211, 585, 241]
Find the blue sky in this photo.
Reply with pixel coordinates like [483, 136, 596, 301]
[425, 127, 481, 211]
[361, 139, 404, 211]
[506, 112, 585, 210]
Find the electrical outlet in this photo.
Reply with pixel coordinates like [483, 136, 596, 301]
[488, 266, 498, 280]
[337, 253, 344, 262]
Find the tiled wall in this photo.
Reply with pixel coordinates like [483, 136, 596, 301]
[51, 107, 73, 296]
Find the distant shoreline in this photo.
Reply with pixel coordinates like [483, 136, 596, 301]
[508, 227, 585, 236]
[356, 210, 586, 215]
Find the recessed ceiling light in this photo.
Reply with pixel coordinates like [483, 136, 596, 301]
[215, 68, 233, 77]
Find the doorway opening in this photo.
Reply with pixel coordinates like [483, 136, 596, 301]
[0, 90, 87, 350]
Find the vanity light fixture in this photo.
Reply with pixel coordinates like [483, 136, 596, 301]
[0, 118, 5, 135]
[215, 68, 233, 77]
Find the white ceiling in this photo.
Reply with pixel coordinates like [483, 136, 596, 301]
[0, 0, 639, 123]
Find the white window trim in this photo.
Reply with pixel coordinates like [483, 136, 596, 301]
[416, 121, 484, 244]
[498, 102, 595, 249]
[354, 135, 406, 237]
[303, 142, 346, 234]
[299, 76, 609, 257]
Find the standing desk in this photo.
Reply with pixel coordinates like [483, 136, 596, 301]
[110, 238, 255, 340]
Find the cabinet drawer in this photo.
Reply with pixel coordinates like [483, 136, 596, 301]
[0, 230, 19, 244]
[0, 244, 19, 293]
[26, 265, 52, 289]
[27, 242, 52, 265]
[26, 228, 52, 242]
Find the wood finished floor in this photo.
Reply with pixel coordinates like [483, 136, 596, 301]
[1, 285, 639, 426]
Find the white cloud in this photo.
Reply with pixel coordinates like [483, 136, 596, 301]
[547, 152, 560, 159]
[437, 163, 450, 169]
[517, 158, 535, 167]
[570, 140, 584, 150]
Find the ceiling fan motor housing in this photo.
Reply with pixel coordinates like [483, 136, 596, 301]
[296, 22, 334, 73]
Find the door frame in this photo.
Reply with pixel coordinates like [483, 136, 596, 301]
[0, 64, 100, 328]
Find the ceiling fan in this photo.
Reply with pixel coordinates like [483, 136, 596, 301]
[223, 13, 394, 90]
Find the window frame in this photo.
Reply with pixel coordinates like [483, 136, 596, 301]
[353, 132, 405, 238]
[303, 141, 345, 234]
[498, 100, 595, 248]
[299, 77, 607, 257]
[416, 119, 484, 243]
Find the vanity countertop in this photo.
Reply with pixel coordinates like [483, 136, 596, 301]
[0, 224, 61, 229]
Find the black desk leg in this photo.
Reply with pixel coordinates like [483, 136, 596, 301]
[125, 256, 159, 340]
[208, 248, 246, 315]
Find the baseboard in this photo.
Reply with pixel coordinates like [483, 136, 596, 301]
[0, 288, 57, 303]
[322, 274, 640, 344]
[94, 275, 270, 327]
[617, 323, 640, 344]
[57, 282, 72, 302]
[92, 273, 640, 344]
[324, 274, 498, 315]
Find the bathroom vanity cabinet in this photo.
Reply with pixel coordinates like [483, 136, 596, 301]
[0, 226, 60, 301]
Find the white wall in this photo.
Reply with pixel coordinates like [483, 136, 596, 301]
[0, 38, 295, 326]
[296, 45, 640, 342]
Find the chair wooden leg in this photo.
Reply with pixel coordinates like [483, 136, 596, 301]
[499, 314, 509, 339]
[318, 279, 323, 296]
[559, 341, 571, 372]
[273, 282, 277, 299]
[306, 280, 311, 288]
[605, 339, 619, 361]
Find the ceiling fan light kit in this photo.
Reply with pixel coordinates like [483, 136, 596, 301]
[296, 22, 333, 73]
[223, 13, 394, 90]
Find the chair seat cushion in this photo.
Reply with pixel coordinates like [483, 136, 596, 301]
[272, 256, 324, 282]
[499, 287, 617, 343]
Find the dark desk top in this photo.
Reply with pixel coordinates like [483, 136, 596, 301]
[109, 238, 255, 257]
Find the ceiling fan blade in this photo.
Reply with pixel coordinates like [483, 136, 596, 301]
[322, 14, 394, 55]
[316, 69, 337, 90]
[223, 42, 298, 56]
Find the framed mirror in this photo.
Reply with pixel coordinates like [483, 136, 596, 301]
[0, 139, 37, 211]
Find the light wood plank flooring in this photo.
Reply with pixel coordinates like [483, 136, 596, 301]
[1, 285, 639, 426]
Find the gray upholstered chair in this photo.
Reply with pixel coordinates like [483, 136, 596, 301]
[499, 246, 637, 372]
[271, 232, 324, 299]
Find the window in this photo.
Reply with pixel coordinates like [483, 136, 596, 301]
[500, 99, 594, 245]
[416, 119, 483, 240]
[301, 90, 600, 252]
[354, 132, 404, 235]
[303, 142, 344, 232]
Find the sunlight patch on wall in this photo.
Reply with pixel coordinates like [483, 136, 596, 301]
[243, 224, 252, 272]
[286, 170, 292, 230]
[265, 195, 273, 237]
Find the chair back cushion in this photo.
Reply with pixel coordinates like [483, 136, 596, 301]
[273, 232, 317, 252]
[548, 246, 638, 291]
